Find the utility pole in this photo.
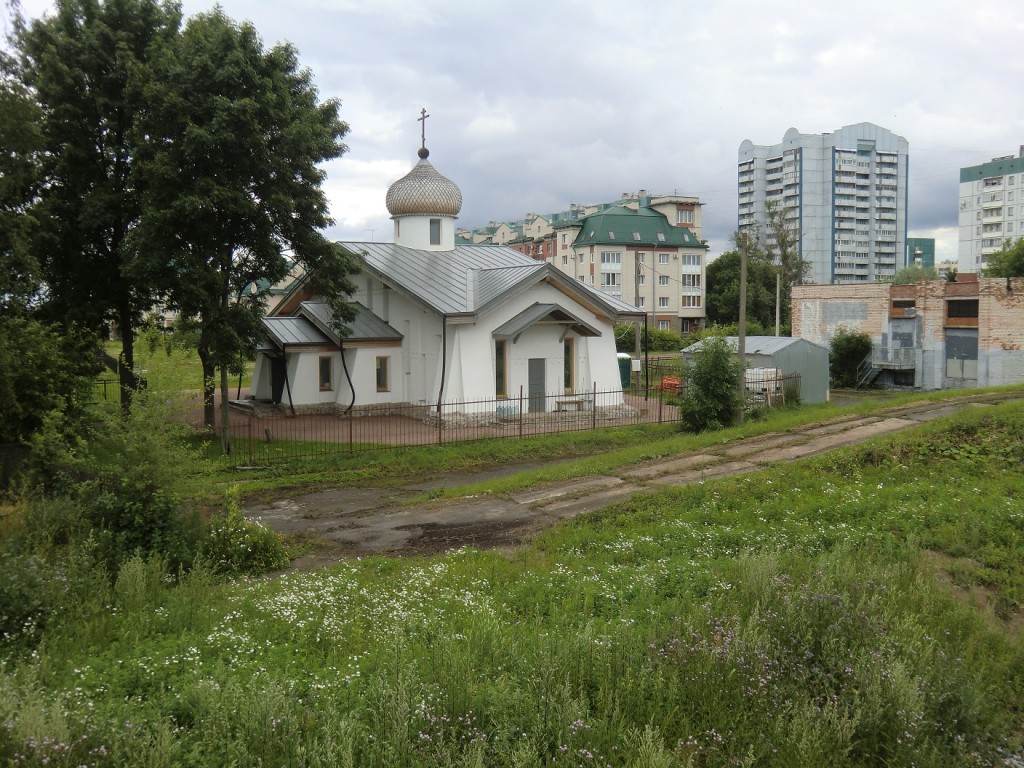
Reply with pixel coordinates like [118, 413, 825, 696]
[737, 244, 748, 424]
[634, 248, 641, 367]
[775, 270, 781, 336]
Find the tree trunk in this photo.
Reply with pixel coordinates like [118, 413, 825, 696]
[219, 364, 231, 454]
[199, 346, 216, 429]
[118, 298, 135, 414]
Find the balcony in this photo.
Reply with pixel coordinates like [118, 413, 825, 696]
[872, 346, 915, 370]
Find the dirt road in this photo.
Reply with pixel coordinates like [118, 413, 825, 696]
[244, 394, 1019, 566]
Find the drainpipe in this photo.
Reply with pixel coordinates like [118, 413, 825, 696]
[340, 337, 355, 414]
[281, 348, 296, 415]
[436, 315, 448, 413]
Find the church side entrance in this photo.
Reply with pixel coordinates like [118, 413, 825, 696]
[528, 358, 546, 413]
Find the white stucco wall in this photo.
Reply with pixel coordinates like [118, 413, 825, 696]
[258, 271, 627, 412]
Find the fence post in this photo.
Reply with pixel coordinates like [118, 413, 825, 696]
[518, 385, 524, 439]
[437, 403, 443, 446]
[592, 382, 597, 430]
[348, 414, 354, 456]
[658, 387, 663, 423]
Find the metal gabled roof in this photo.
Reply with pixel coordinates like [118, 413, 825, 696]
[341, 241, 545, 315]
[475, 265, 543, 309]
[493, 303, 601, 342]
[261, 316, 332, 348]
[682, 336, 826, 355]
[338, 241, 643, 322]
[298, 301, 403, 344]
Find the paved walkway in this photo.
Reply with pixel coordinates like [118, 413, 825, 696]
[244, 394, 1020, 563]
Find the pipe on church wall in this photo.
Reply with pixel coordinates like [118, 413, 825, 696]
[436, 315, 448, 411]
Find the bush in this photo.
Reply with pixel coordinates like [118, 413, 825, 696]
[615, 324, 687, 353]
[23, 390, 205, 572]
[203, 487, 288, 577]
[829, 326, 872, 388]
[679, 336, 745, 432]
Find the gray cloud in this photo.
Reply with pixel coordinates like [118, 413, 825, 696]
[18, 0, 1024, 258]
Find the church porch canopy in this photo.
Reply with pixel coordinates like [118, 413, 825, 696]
[492, 303, 601, 343]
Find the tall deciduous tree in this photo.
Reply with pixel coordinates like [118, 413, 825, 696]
[0, 74, 41, 314]
[15, 0, 182, 408]
[132, 9, 359, 446]
[704, 250, 776, 329]
[984, 237, 1024, 278]
[728, 204, 809, 331]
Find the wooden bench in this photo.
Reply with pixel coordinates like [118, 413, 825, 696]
[555, 396, 587, 412]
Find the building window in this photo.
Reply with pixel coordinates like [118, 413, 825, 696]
[601, 273, 620, 287]
[429, 218, 441, 245]
[561, 233, 567, 244]
[659, 253, 669, 264]
[562, 254, 568, 265]
[682, 295, 702, 308]
[638, 297, 645, 307]
[495, 340, 508, 398]
[638, 273, 645, 285]
[658, 296, 669, 308]
[682, 274, 701, 288]
[676, 209, 694, 225]
[683, 253, 701, 267]
[600, 251, 622, 265]
[318, 356, 333, 391]
[658, 275, 669, 286]
[375, 356, 390, 392]
[577, 275, 584, 282]
[637, 252, 645, 263]
[947, 299, 978, 319]
[563, 338, 574, 392]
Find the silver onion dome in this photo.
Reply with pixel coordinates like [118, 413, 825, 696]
[385, 149, 463, 217]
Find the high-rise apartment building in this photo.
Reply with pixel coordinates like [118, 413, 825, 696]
[738, 123, 908, 284]
[957, 148, 1024, 273]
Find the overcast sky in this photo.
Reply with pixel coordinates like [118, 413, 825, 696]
[15, 0, 1024, 263]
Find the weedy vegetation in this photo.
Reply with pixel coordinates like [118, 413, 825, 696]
[1, 393, 1023, 766]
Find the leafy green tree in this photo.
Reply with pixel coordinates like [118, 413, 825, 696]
[725, 204, 809, 330]
[132, 9, 359, 443]
[765, 200, 808, 293]
[705, 249, 776, 328]
[0, 318, 97, 444]
[15, 0, 182, 409]
[0, 76, 42, 314]
[893, 265, 938, 284]
[829, 326, 872, 388]
[679, 335, 745, 432]
[984, 238, 1024, 277]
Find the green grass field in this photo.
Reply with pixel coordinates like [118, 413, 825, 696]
[1, 399, 1023, 766]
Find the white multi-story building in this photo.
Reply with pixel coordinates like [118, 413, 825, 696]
[738, 123, 909, 285]
[958, 148, 1024, 273]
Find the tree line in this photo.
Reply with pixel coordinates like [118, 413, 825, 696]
[1, 0, 359, 449]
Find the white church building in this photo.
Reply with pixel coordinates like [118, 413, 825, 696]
[249, 123, 643, 416]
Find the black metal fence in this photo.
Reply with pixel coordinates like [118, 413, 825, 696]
[220, 373, 800, 468]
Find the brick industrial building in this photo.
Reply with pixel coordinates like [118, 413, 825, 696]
[792, 275, 1024, 390]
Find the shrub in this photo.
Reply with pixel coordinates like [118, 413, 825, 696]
[829, 326, 872, 388]
[23, 390, 205, 572]
[614, 323, 686, 353]
[203, 487, 288, 577]
[679, 335, 745, 432]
